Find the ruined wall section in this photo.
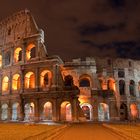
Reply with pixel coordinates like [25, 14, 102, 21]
[0, 9, 38, 47]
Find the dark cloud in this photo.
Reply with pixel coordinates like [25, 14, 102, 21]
[78, 22, 126, 36]
[0, 0, 140, 60]
[109, 0, 126, 8]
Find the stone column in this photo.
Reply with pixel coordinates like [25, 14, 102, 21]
[34, 99, 40, 122]
[72, 98, 79, 122]
[92, 97, 98, 121]
[35, 68, 40, 91]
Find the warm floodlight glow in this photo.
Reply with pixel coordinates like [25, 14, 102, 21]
[0, 55, 2, 67]
[14, 47, 22, 62]
[12, 74, 20, 90]
[26, 44, 36, 60]
[25, 72, 35, 88]
[40, 70, 52, 88]
[2, 76, 9, 92]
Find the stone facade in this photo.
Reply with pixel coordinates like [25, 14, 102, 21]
[0, 10, 139, 122]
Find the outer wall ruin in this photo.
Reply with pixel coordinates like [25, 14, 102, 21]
[0, 10, 140, 122]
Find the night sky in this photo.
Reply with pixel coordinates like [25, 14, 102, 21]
[0, 0, 140, 60]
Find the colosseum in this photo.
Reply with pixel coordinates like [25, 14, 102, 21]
[0, 9, 140, 122]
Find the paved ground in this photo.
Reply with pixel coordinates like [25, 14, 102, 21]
[56, 123, 125, 140]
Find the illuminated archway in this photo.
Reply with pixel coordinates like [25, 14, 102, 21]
[12, 74, 20, 90]
[43, 102, 52, 120]
[2, 76, 9, 92]
[24, 72, 35, 89]
[98, 103, 110, 121]
[0, 55, 2, 67]
[61, 101, 72, 121]
[40, 70, 52, 88]
[26, 44, 36, 60]
[24, 102, 35, 121]
[80, 103, 93, 121]
[130, 103, 138, 119]
[14, 47, 22, 62]
[107, 78, 116, 91]
[120, 103, 128, 120]
[1, 104, 8, 120]
[12, 103, 20, 120]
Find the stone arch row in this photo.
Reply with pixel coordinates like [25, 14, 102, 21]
[119, 80, 137, 96]
[2, 70, 52, 93]
[0, 101, 111, 122]
[120, 102, 140, 120]
[0, 43, 37, 67]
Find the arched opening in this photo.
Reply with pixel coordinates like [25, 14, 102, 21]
[61, 101, 72, 121]
[119, 80, 125, 95]
[42, 102, 53, 120]
[2, 76, 9, 92]
[129, 80, 135, 96]
[24, 102, 35, 121]
[12, 103, 20, 121]
[99, 78, 107, 90]
[0, 55, 2, 67]
[64, 75, 74, 87]
[1, 104, 8, 120]
[130, 103, 138, 120]
[12, 74, 20, 90]
[79, 78, 90, 87]
[120, 103, 128, 120]
[80, 103, 93, 121]
[40, 70, 52, 88]
[5, 51, 11, 66]
[98, 103, 110, 121]
[24, 72, 35, 89]
[14, 47, 22, 62]
[26, 44, 36, 60]
[107, 79, 116, 91]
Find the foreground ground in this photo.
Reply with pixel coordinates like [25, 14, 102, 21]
[0, 122, 139, 140]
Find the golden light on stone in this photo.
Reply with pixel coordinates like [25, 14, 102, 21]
[26, 44, 35, 60]
[24, 72, 35, 88]
[14, 47, 22, 62]
[12, 74, 20, 90]
[0, 55, 2, 67]
[2, 76, 9, 92]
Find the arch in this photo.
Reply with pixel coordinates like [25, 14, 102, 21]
[12, 74, 20, 90]
[40, 70, 52, 88]
[80, 103, 93, 121]
[24, 72, 35, 89]
[119, 80, 125, 95]
[98, 103, 110, 121]
[61, 101, 72, 121]
[1, 104, 8, 120]
[107, 78, 116, 91]
[14, 47, 22, 62]
[79, 74, 92, 87]
[2, 76, 9, 92]
[5, 51, 11, 65]
[0, 55, 2, 67]
[79, 78, 90, 87]
[42, 102, 53, 120]
[129, 80, 135, 96]
[120, 103, 128, 120]
[26, 43, 36, 60]
[64, 75, 74, 87]
[12, 102, 20, 121]
[24, 102, 35, 121]
[130, 103, 138, 120]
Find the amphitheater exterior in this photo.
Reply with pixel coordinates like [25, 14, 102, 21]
[0, 10, 140, 122]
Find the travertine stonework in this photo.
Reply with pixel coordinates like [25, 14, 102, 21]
[0, 10, 139, 122]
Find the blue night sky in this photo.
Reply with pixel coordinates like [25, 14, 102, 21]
[0, 0, 140, 60]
